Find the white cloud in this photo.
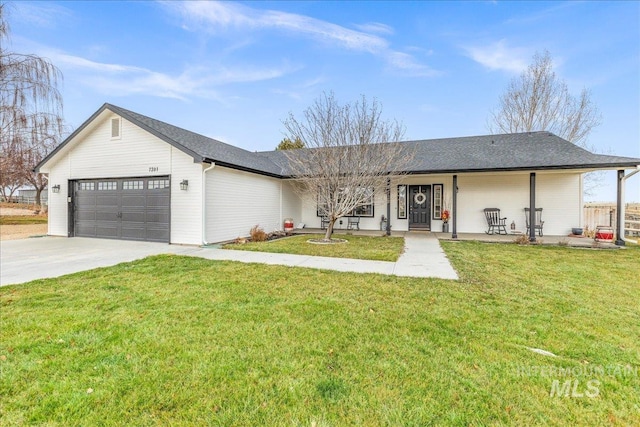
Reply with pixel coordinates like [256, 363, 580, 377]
[463, 40, 529, 73]
[47, 51, 298, 100]
[11, 2, 74, 29]
[385, 52, 439, 77]
[352, 22, 394, 35]
[163, 1, 435, 75]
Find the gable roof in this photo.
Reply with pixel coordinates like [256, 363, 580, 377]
[36, 103, 285, 177]
[37, 103, 640, 177]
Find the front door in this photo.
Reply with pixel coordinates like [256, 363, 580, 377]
[409, 185, 431, 230]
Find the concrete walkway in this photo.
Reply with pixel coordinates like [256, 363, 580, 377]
[194, 232, 458, 280]
[0, 233, 458, 286]
[393, 232, 458, 279]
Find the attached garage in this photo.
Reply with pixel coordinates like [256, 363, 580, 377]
[36, 103, 292, 245]
[73, 177, 170, 242]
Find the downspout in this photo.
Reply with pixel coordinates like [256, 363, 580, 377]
[620, 166, 640, 245]
[202, 161, 216, 245]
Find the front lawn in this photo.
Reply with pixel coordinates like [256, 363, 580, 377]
[222, 233, 405, 262]
[0, 243, 638, 425]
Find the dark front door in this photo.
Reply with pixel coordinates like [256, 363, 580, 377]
[409, 185, 431, 230]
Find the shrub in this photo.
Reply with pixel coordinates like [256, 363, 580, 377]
[250, 225, 268, 242]
[514, 234, 530, 245]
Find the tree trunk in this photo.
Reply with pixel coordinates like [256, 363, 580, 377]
[35, 187, 42, 207]
[324, 218, 336, 240]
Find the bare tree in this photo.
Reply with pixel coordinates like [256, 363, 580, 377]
[0, 3, 65, 206]
[488, 51, 603, 195]
[0, 139, 24, 201]
[282, 92, 413, 240]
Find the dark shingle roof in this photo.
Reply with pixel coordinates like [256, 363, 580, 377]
[259, 132, 640, 175]
[399, 132, 640, 173]
[37, 104, 640, 176]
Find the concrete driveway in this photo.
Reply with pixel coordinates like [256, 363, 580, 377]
[1, 233, 458, 287]
[0, 237, 201, 287]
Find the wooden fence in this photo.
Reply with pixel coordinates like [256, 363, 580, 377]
[583, 203, 640, 238]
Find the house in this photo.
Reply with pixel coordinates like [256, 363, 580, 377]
[36, 103, 640, 245]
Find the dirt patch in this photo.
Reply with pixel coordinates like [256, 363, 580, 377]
[0, 208, 38, 216]
[0, 224, 48, 240]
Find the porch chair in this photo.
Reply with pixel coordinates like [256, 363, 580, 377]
[524, 208, 544, 236]
[347, 216, 360, 230]
[484, 208, 508, 235]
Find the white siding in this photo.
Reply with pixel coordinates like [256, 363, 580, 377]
[205, 166, 281, 242]
[455, 172, 580, 235]
[41, 112, 203, 244]
[457, 173, 529, 233]
[46, 154, 71, 237]
[281, 181, 302, 226]
[537, 173, 581, 235]
[169, 147, 203, 245]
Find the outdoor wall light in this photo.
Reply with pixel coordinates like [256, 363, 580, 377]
[180, 180, 189, 191]
[52, 184, 61, 193]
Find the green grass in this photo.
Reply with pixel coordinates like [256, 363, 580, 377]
[223, 233, 405, 262]
[1, 243, 639, 425]
[0, 215, 48, 225]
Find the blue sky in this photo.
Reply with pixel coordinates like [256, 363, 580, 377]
[7, 1, 640, 201]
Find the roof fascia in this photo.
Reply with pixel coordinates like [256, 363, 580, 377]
[204, 158, 284, 179]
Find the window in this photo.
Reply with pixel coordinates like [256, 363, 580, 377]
[123, 180, 144, 190]
[111, 117, 121, 139]
[432, 184, 443, 220]
[397, 185, 407, 219]
[148, 179, 170, 189]
[349, 187, 374, 217]
[98, 181, 117, 191]
[77, 182, 94, 191]
[316, 187, 374, 218]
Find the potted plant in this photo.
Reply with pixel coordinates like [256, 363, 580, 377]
[441, 209, 450, 233]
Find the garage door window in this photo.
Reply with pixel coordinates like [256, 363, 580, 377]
[98, 181, 117, 191]
[78, 182, 94, 191]
[123, 180, 144, 190]
[149, 179, 169, 189]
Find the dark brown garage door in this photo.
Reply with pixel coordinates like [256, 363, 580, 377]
[74, 177, 170, 242]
